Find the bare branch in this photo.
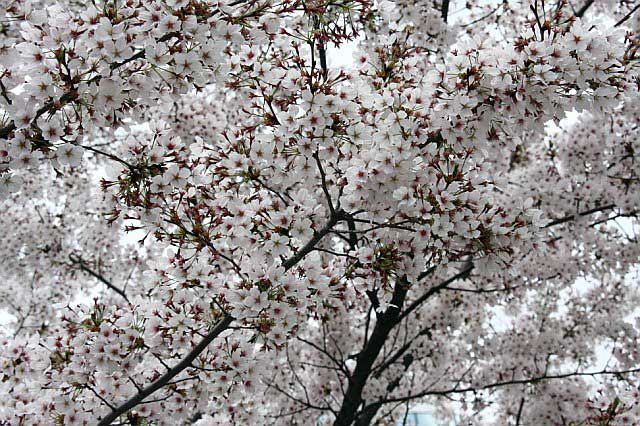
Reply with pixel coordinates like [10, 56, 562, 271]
[442, 0, 451, 23]
[69, 254, 130, 303]
[544, 204, 616, 228]
[575, 0, 596, 18]
[615, 3, 640, 27]
[376, 367, 640, 404]
[313, 151, 335, 216]
[515, 397, 525, 426]
[282, 209, 348, 271]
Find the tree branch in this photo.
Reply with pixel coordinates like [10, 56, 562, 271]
[376, 367, 640, 404]
[575, 0, 596, 18]
[97, 315, 233, 425]
[106, 203, 340, 423]
[397, 265, 473, 325]
[69, 254, 130, 303]
[515, 397, 525, 426]
[615, 3, 640, 27]
[313, 151, 335, 216]
[332, 279, 409, 426]
[544, 204, 616, 228]
[282, 209, 347, 271]
[77, 144, 135, 169]
[441, 0, 451, 23]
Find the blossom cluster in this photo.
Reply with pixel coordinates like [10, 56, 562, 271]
[0, 0, 639, 424]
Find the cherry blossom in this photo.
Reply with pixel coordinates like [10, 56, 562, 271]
[0, 0, 639, 425]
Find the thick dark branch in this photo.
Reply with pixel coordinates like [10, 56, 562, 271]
[443, 285, 516, 294]
[345, 215, 358, 250]
[441, 0, 451, 22]
[332, 279, 409, 426]
[575, 0, 596, 18]
[365, 289, 381, 317]
[416, 265, 437, 281]
[311, 14, 328, 79]
[318, 41, 328, 79]
[0, 77, 12, 105]
[97, 315, 233, 425]
[69, 254, 130, 303]
[371, 327, 429, 380]
[0, 121, 15, 140]
[354, 352, 415, 425]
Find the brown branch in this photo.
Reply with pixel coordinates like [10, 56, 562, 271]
[282, 209, 347, 271]
[575, 0, 596, 18]
[397, 265, 473, 325]
[615, 3, 640, 27]
[97, 315, 233, 425]
[515, 397, 525, 426]
[332, 279, 409, 426]
[376, 367, 640, 404]
[441, 0, 451, 23]
[69, 254, 130, 303]
[543, 204, 616, 228]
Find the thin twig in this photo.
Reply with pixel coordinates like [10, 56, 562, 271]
[377, 367, 640, 404]
[69, 254, 130, 303]
[515, 397, 525, 426]
[544, 204, 616, 228]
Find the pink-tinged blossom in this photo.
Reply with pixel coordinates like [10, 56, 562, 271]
[0, 0, 638, 425]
